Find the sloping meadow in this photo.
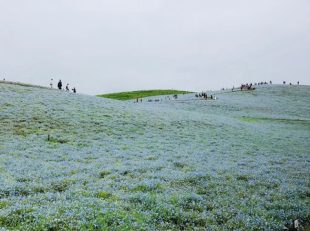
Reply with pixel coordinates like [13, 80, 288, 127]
[0, 83, 309, 230]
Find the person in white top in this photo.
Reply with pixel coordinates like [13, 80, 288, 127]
[66, 84, 70, 92]
[50, 78, 53, 88]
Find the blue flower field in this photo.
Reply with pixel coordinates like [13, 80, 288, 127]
[0, 82, 309, 230]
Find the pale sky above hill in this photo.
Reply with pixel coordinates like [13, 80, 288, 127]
[0, 0, 309, 95]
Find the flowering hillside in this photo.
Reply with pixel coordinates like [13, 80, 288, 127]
[0, 82, 309, 230]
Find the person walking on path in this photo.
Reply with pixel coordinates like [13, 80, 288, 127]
[57, 80, 62, 90]
[50, 78, 53, 88]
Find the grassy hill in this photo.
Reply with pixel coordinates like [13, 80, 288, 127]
[0, 82, 309, 230]
[97, 89, 192, 100]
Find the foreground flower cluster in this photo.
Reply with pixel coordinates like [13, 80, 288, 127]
[0, 83, 309, 230]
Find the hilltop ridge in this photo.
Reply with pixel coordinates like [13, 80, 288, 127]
[0, 80, 54, 90]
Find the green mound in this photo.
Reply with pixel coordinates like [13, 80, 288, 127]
[97, 89, 192, 100]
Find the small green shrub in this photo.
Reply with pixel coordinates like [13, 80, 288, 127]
[0, 201, 9, 209]
[99, 170, 112, 178]
[51, 180, 72, 192]
[236, 175, 249, 182]
[173, 162, 187, 168]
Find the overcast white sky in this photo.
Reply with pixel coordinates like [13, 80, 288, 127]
[0, 0, 309, 95]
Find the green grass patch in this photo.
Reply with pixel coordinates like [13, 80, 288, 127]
[239, 116, 310, 125]
[131, 183, 165, 193]
[239, 116, 262, 123]
[97, 89, 192, 101]
[88, 210, 144, 230]
[51, 180, 73, 192]
[96, 191, 113, 199]
[47, 136, 69, 144]
[0, 208, 34, 228]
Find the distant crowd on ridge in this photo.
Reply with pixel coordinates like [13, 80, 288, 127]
[225, 80, 301, 92]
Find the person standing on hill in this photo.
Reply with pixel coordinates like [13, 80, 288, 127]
[58, 80, 62, 90]
[66, 84, 69, 92]
[50, 78, 53, 88]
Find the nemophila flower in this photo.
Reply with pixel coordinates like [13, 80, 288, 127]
[0, 83, 309, 229]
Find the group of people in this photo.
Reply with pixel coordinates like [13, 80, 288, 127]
[135, 98, 143, 103]
[195, 92, 215, 100]
[50, 79, 76, 93]
[237, 80, 301, 91]
[256, 81, 270, 85]
[237, 81, 270, 91]
[283, 81, 300, 85]
[240, 83, 254, 91]
[250, 80, 300, 86]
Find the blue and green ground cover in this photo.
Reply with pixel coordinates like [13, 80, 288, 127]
[0, 82, 309, 230]
[97, 90, 191, 100]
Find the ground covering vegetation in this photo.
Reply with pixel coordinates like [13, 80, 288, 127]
[0, 82, 309, 230]
[97, 89, 191, 100]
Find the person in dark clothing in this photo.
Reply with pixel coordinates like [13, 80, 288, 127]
[66, 84, 69, 92]
[72, 87, 76, 93]
[58, 80, 62, 90]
